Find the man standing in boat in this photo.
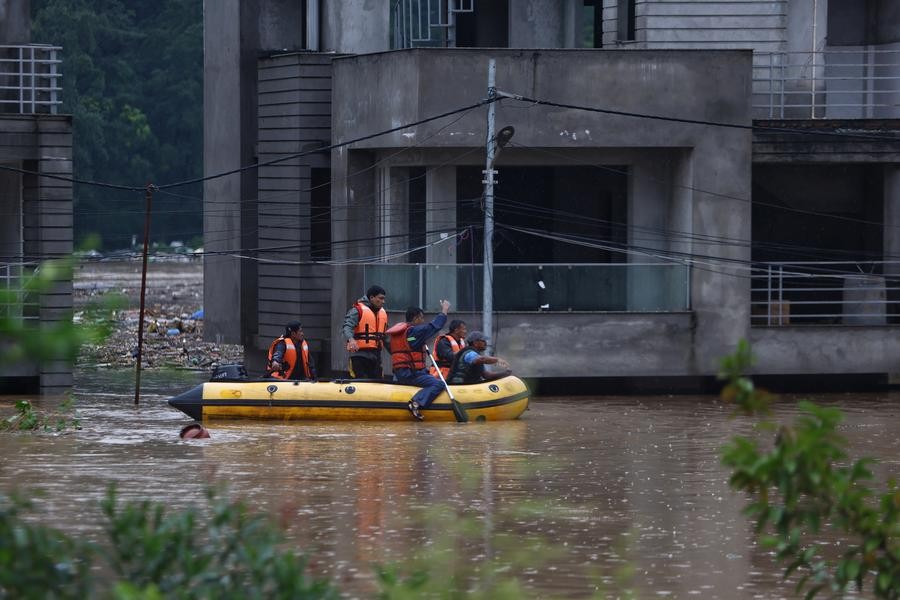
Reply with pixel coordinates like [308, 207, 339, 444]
[342, 285, 388, 379]
[266, 321, 316, 380]
[447, 331, 511, 385]
[429, 319, 467, 380]
[387, 300, 451, 421]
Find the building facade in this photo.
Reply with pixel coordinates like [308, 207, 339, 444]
[0, 0, 74, 394]
[204, 0, 900, 382]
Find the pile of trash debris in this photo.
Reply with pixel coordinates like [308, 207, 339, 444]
[75, 261, 243, 370]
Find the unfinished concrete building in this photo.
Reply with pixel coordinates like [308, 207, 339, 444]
[203, 0, 900, 384]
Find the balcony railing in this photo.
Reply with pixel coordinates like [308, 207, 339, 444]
[362, 262, 690, 312]
[751, 261, 900, 326]
[0, 262, 39, 322]
[0, 45, 62, 115]
[753, 49, 900, 120]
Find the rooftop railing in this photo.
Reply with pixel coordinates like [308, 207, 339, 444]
[0, 44, 62, 115]
[751, 261, 900, 326]
[362, 262, 690, 313]
[753, 49, 900, 120]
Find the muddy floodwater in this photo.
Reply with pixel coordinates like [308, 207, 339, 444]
[1, 369, 898, 598]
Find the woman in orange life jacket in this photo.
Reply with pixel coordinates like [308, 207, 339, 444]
[342, 285, 388, 379]
[266, 321, 316, 380]
[429, 319, 467, 379]
[386, 300, 451, 421]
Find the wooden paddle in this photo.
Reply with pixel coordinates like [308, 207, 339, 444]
[424, 343, 469, 423]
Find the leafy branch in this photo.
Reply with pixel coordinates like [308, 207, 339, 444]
[719, 340, 899, 599]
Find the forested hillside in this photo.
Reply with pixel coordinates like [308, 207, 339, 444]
[32, 0, 203, 250]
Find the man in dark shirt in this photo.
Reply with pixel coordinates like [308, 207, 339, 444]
[387, 300, 450, 420]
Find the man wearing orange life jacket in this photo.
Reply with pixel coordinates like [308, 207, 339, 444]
[266, 321, 316, 380]
[387, 300, 451, 421]
[342, 285, 388, 379]
[429, 319, 467, 380]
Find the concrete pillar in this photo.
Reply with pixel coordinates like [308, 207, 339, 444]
[0, 0, 31, 45]
[884, 165, 900, 323]
[377, 166, 409, 263]
[509, 0, 566, 48]
[321, 0, 391, 54]
[425, 166, 457, 308]
[627, 155, 669, 311]
[668, 151, 694, 311]
[203, 0, 259, 346]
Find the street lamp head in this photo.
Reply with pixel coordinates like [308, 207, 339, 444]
[497, 126, 515, 148]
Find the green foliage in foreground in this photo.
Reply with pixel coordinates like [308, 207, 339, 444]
[0, 488, 338, 599]
[719, 340, 900, 599]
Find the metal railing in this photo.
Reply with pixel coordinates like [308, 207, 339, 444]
[0, 45, 62, 115]
[751, 261, 900, 326]
[392, 0, 474, 49]
[362, 262, 690, 312]
[753, 49, 900, 119]
[0, 262, 39, 321]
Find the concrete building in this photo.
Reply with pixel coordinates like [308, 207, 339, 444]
[0, 0, 74, 393]
[203, 0, 900, 384]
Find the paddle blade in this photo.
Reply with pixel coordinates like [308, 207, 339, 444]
[450, 398, 469, 423]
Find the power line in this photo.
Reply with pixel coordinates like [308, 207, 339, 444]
[499, 92, 900, 142]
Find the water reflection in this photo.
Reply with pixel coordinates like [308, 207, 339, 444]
[0, 369, 897, 598]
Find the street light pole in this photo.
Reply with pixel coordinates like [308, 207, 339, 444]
[482, 58, 497, 353]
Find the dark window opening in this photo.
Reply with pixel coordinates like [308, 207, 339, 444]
[617, 0, 635, 42]
[827, 0, 900, 46]
[455, 165, 628, 311]
[751, 164, 888, 325]
[455, 0, 509, 48]
[310, 168, 331, 260]
[456, 165, 627, 264]
[408, 167, 427, 263]
[583, 0, 603, 48]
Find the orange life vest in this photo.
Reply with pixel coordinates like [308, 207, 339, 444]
[388, 323, 426, 372]
[429, 334, 465, 379]
[266, 336, 311, 379]
[351, 302, 388, 351]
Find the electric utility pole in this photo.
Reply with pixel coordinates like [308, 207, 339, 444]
[482, 58, 497, 353]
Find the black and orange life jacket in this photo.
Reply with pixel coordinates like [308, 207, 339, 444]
[266, 336, 311, 379]
[429, 334, 465, 379]
[351, 302, 388, 351]
[388, 323, 427, 372]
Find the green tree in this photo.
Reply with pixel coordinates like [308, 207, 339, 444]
[31, 0, 203, 250]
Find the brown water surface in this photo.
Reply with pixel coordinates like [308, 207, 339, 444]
[1, 369, 898, 598]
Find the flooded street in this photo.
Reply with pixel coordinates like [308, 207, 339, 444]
[2, 369, 898, 598]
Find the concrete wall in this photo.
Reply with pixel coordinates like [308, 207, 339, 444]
[329, 49, 752, 374]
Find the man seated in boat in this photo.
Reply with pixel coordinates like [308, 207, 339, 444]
[386, 300, 451, 421]
[429, 319, 467, 380]
[342, 285, 388, 379]
[266, 321, 316, 380]
[447, 331, 511, 385]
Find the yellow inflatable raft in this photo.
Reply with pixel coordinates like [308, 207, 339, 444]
[168, 375, 530, 422]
